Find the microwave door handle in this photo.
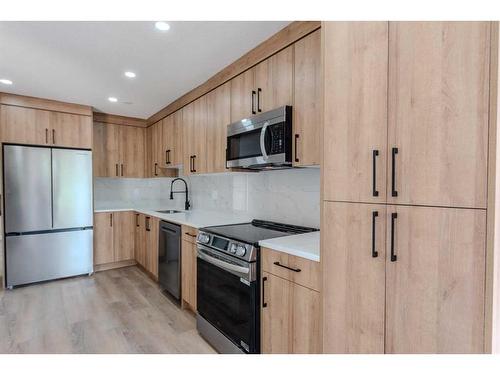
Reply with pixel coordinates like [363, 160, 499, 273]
[259, 121, 270, 161]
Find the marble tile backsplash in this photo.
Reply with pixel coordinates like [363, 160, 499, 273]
[94, 167, 320, 227]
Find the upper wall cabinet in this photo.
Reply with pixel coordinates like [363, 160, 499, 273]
[161, 110, 183, 167]
[206, 82, 231, 173]
[230, 46, 293, 123]
[183, 97, 208, 175]
[0, 105, 92, 149]
[323, 21, 490, 209]
[93, 122, 145, 178]
[293, 29, 322, 166]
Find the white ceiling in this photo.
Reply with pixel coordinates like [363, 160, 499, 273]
[0, 21, 290, 118]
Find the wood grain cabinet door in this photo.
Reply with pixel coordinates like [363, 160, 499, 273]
[145, 216, 159, 279]
[162, 114, 174, 167]
[181, 239, 197, 310]
[113, 211, 135, 261]
[291, 283, 321, 353]
[322, 22, 389, 203]
[182, 102, 195, 176]
[0, 105, 50, 145]
[120, 126, 145, 178]
[261, 272, 292, 353]
[93, 122, 120, 177]
[94, 212, 114, 265]
[387, 22, 490, 208]
[49, 112, 92, 149]
[322, 201, 386, 353]
[206, 82, 230, 173]
[171, 110, 183, 166]
[254, 46, 293, 113]
[293, 29, 321, 167]
[192, 96, 208, 174]
[230, 68, 255, 122]
[385, 205, 486, 353]
[134, 213, 146, 267]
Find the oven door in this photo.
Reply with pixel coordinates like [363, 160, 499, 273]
[196, 245, 259, 353]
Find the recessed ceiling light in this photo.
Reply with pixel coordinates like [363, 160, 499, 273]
[0, 79, 13, 85]
[108, 97, 118, 103]
[124, 71, 136, 78]
[155, 21, 170, 31]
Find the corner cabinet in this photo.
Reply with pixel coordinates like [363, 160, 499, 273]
[94, 211, 135, 266]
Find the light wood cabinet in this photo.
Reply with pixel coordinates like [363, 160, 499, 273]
[50, 111, 92, 149]
[161, 110, 183, 167]
[384, 205, 486, 353]
[261, 271, 321, 354]
[0, 105, 92, 149]
[322, 201, 486, 353]
[182, 98, 207, 175]
[293, 29, 321, 166]
[322, 202, 386, 353]
[149, 120, 173, 177]
[145, 215, 159, 279]
[94, 212, 114, 265]
[230, 46, 293, 122]
[134, 213, 146, 268]
[323, 22, 389, 203]
[206, 82, 231, 173]
[181, 239, 197, 311]
[387, 22, 489, 209]
[93, 122, 145, 178]
[94, 211, 136, 266]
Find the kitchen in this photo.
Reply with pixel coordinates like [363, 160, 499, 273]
[2, 13, 500, 364]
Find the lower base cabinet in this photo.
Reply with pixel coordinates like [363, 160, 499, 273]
[94, 211, 135, 266]
[181, 225, 198, 311]
[322, 201, 486, 354]
[133, 213, 159, 280]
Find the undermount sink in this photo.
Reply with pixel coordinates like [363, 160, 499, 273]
[156, 209, 183, 214]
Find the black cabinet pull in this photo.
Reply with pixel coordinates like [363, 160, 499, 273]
[257, 88, 262, 112]
[371, 211, 378, 258]
[262, 276, 268, 308]
[391, 147, 398, 197]
[154, 162, 158, 176]
[189, 155, 193, 172]
[372, 150, 379, 197]
[115, 163, 119, 177]
[294, 134, 300, 163]
[251, 90, 256, 115]
[45, 128, 49, 144]
[145, 216, 151, 232]
[192, 155, 197, 173]
[167, 150, 171, 164]
[109, 213, 113, 227]
[165, 150, 168, 165]
[135, 214, 139, 227]
[52, 129, 56, 144]
[273, 261, 301, 273]
[390, 212, 397, 262]
[121, 164, 124, 176]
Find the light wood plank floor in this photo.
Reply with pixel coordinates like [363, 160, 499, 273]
[0, 266, 216, 354]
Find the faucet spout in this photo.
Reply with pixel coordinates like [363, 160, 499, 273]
[169, 178, 190, 211]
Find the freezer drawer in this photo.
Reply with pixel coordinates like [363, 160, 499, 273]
[52, 148, 93, 229]
[3, 145, 53, 233]
[6, 229, 93, 287]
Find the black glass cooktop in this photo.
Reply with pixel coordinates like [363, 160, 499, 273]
[202, 219, 318, 245]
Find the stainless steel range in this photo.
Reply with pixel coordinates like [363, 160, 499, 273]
[196, 220, 318, 354]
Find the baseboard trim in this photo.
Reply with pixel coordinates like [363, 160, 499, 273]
[94, 259, 136, 272]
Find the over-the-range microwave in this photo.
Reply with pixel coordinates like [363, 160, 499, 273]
[226, 106, 292, 170]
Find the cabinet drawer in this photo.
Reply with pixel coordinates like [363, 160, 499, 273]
[182, 225, 198, 243]
[261, 247, 320, 291]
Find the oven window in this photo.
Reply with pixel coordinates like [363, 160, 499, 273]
[227, 129, 262, 160]
[197, 257, 257, 352]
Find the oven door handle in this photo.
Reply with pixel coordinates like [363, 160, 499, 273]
[197, 248, 250, 278]
[259, 121, 270, 161]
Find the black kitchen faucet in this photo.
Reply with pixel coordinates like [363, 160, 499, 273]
[169, 178, 190, 210]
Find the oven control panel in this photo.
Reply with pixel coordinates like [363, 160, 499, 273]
[196, 231, 256, 262]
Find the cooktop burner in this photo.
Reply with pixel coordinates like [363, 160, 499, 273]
[201, 219, 318, 245]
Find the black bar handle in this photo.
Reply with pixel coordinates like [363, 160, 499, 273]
[391, 147, 398, 197]
[390, 212, 397, 262]
[273, 261, 301, 273]
[109, 213, 113, 227]
[192, 155, 197, 173]
[372, 150, 379, 197]
[146, 216, 151, 232]
[262, 276, 268, 308]
[154, 162, 158, 176]
[165, 150, 168, 165]
[257, 88, 262, 112]
[189, 155, 193, 172]
[251, 90, 256, 115]
[135, 213, 139, 227]
[294, 134, 300, 163]
[167, 150, 171, 164]
[121, 164, 124, 177]
[115, 163, 119, 177]
[371, 211, 378, 258]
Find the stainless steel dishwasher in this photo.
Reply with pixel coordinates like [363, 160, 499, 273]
[158, 221, 182, 301]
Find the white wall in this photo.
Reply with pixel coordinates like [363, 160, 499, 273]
[94, 167, 320, 228]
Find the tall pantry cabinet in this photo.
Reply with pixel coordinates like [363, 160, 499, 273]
[321, 21, 500, 353]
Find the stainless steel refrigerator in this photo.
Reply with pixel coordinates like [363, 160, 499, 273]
[3, 145, 93, 288]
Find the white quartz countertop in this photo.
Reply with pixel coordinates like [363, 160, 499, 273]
[259, 231, 320, 262]
[94, 205, 252, 229]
